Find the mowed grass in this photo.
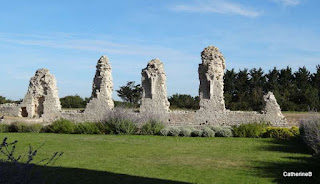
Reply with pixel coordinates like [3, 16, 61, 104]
[0, 133, 318, 184]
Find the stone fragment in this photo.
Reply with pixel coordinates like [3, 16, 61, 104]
[140, 59, 170, 113]
[263, 91, 287, 125]
[20, 69, 61, 118]
[85, 56, 114, 116]
[198, 46, 226, 112]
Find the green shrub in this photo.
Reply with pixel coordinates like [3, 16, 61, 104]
[105, 119, 138, 135]
[47, 119, 75, 134]
[168, 127, 181, 137]
[191, 129, 202, 137]
[160, 127, 170, 136]
[300, 118, 320, 158]
[141, 121, 165, 135]
[179, 127, 192, 137]
[74, 123, 101, 134]
[263, 126, 300, 140]
[216, 128, 233, 137]
[202, 127, 215, 137]
[233, 122, 268, 138]
[210, 126, 223, 133]
[0, 124, 10, 133]
[9, 122, 43, 133]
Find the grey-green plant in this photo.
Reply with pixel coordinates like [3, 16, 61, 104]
[179, 127, 192, 137]
[168, 127, 181, 137]
[202, 127, 215, 137]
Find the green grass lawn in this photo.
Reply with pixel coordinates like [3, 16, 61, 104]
[0, 133, 318, 184]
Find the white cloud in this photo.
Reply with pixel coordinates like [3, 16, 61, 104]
[171, 0, 261, 17]
[272, 0, 300, 6]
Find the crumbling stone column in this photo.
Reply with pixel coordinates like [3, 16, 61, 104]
[198, 46, 226, 112]
[140, 59, 170, 113]
[19, 69, 61, 118]
[263, 92, 287, 125]
[85, 56, 114, 115]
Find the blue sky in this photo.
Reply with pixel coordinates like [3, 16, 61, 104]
[0, 0, 319, 101]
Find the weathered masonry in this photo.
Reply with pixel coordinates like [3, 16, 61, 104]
[0, 46, 288, 127]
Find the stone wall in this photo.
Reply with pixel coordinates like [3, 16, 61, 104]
[0, 103, 19, 116]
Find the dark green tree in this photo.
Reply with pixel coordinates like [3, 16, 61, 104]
[168, 94, 199, 110]
[116, 81, 142, 105]
[60, 95, 86, 108]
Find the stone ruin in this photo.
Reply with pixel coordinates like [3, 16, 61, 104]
[198, 46, 226, 112]
[84, 56, 114, 116]
[140, 59, 170, 113]
[0, 46, 288, 127]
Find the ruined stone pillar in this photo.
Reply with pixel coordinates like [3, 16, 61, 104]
[263, 92, 287, 125]
[140, 59, 170, 113]
[198, 46, 226, 112]
[85, 56, 114, 116]
[19, 69, 61, 118]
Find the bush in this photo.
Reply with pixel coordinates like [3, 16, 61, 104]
[179, 127, 192, 137]
[47, 119, 75, 134]
[263, 126, 300, 140]
[216, 128, 233, 137]
[9, 122, 43, 133]
[105, 118, 138, 135]
[202, 127, 215, 137]
[160, 128, 170, 136]
[210, 126, 223, 133]
[141, 121, 165, 135]
[233, 122, 268, 138]
[0, 124, 10, 133]
[74, 123, 101, 134]
[168, 127, 181, 137]
[300, 118, 320, 158]
[191, 129, 202, 137]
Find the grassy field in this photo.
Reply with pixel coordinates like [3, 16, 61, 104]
[0, 133, 319, 184]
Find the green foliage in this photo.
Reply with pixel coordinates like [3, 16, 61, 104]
[116, 81, 142, 106]
[0, 124, 10, 133]
[263, 127, 300, 140]
[300, 118, 320, 158]
[233, 122, 269, 138]
[168, 127, 181, 137]
[47, 119, 75, 134]
[179, 127, 192, 137]
[224, 66, 320, 111]
[160, 127, 170, 136]
[191, 129, 202, 137]
[201, 127, 215, 137]
[141, 121, 165, 135]
[74, 123, 101, 134]
[60, 95, 88, 108]
[105, 118, 138, 135]
[215, 128, 233, 137]
[0, 96, 14, 104]
[168, 94, 199, 110]
[9, 122, 43, 133]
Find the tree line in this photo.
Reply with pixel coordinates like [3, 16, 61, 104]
[1, 65, 319, 111]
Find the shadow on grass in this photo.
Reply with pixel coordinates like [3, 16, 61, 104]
[0, 162, 189, 184]
[254, 139, 320, 184]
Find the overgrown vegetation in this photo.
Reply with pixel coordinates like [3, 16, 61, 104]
[168, 94, 199, 110]
[140, 120, 165, 135]
[233, 122, 269, 138]
[300, 117, 320, 159]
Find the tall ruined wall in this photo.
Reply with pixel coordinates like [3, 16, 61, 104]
[263, 92, 287, 126]
[140, 59, 170, 113]
[198, 46, 226, 112]
[84, 56, 114, 121]
[19, 69, 61, 118]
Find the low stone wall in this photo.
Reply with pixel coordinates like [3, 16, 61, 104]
[0, 103, 19, 116]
